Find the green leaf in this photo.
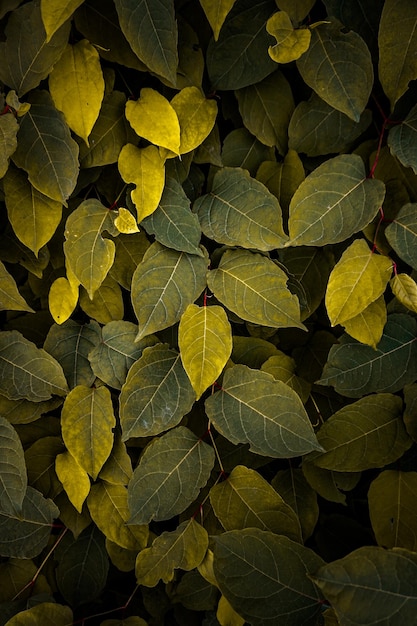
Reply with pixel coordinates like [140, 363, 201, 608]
[110, 231, 150, 291]
[388, 103, 417, 174]
[120, 343, 195, 439]
[368, 470, 417, 551]
[261, 352, 311, 402]
[194, 167, 288, 251]
[318, 314, 417, 397]
[310, 394, 411, 472]
[55, 525, 109, 608]
[170, 86, 218, 155]
[79, 275, 124, 324]
[41, 0, 84, 41]
[0, 1, 70, 96]
[0, 395, 61, 426]
[135, 518, 209, 587]
[87, 482, 148, 551]
[205, 364, 323, 457]
[267, 11, 311, 63]
[131, 242, 208, 341]
[0, 330, 68, 402]
[55, 450, 91, 513]
[125, 88, 180, 153]
[272, 468, 319, 541]
[288, 93, 372, 157]
[325, 239, 392, 326]
[256, 149, 305, 213]
[390, 273, 417, 314]
[342, 294, 387, 349]
[296, 20, 373, 122]
[141, 177, 203, 256]
[287, 154, 385, 246]
[61, 385, 116, 480]
[179, 304, 233, 400]
[207, 248, 305, 330]
[275, 0, 315, 24]
[49, 40, 105, 145]
[404, 383, 417, 443]
[44, 320, 101, 389]
[127, 426, 215, 524]
[312, 546, 417, 625]
[0, 260, 34, 313]
[0, 486, 59, 558]
[0, 112, 18, 178]
[210, 465, 302, 541]
[12, 90, 79, 204]
[4, 603, 73, 626]
[25, 435, 64, 499]
[99, 432, 133, 486]
[378, 0, 417, 109]
[63, 199, 116, 299]
[213, 529, 324, 625]
[199, 0, 236, 40]
[114, 0, 178, 85]
[385, 203, 417, 270]
[0, 417, 27, 516]
[206, 0, 277, 90]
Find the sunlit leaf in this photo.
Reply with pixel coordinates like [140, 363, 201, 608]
[0, 112, 18, 178]
[127, 426, 215, 524]
[267, 11, 311, 63]
[55, 450, 91, 513]
[0, 260, 34, 313]
[199, 0, 236, 40]
[48, 276, 79, 325]
[41, 0, 84, 41]
[205, 364, 323, 457]
[170, 87, 218, 155]
[342, 295, 387, 349]
[0, 417, 26, 516]
[135, 518, 208, 586]
[114, 208, 139, 234]
[125, 88, 180, 153]
[385, 203, 417, 270]
[390, 273, 417, 313]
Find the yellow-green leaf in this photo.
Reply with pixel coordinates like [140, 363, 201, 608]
[125, 88, 180, 153]
[49, 40, 105, 145]
[261, 352, 311, 402]
[4, 602, 73, 626]
[79, 275, 124, 324]
[256, 149, 305, 212]
[275, 0, 315, 24]
[98, 432, 133, 486]
[41, 0, 84, 41]
[325, 238, 392, 326]
[48, 276, 79, 325]
[0, 260, 34, 313]
[55, 451, 91, 513]
[272, 467, 319, 541]
[179, 304, 232, 399]
[118, 144, 165, 222]
[342, 294, 387, 349]
[61, 385, 115, 480]
[114, 208, 139, 234]
[217, 595, 245, 626]
[390, 273, 417, 313]
[135, 518, 208, 587]
[0, 112, 18, 178]
[267, 11, 311, 63]
[199, 0, 236, 40]
[170, 87, 218, 155]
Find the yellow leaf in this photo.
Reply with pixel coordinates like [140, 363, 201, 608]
[179, 304, 233, 399]
[55, 451, 90, 513]
[342, 295, 387, 349]
[118, 143, 165, 221]
[0, 260, 34, 313]
[325, 238, 392, 326]
[49, 39, 105, 144]
[114, 207, 139, 234]
[217, 594, 245, 626]
[125, 88, 180, 153]
[199, 0, 236, 41]
[41, 0, 84, 42]
[48, 276, 79, 325]
[267, 11, 311, 64]
[390, 273, 417, 313]
[170, 87, 218, 155]
[197, 548, 218, 587]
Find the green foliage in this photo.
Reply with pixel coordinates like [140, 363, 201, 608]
[2, 1, 417, 624]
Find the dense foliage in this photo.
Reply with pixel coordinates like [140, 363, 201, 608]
[1, 0, 417, 624]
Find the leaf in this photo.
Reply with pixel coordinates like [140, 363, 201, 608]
[194, 167, 288, 251]
[141, 177, 202, 256]
[120, 343, 195, 440]
[404, 383, 417, 443]
[48, 276, 79, 325]
[12, 90, 79, 204]
[0, 330, 68, 402]
[207, 248, 305, 330]
[368, 470, 417, 551]
[170, 87, 218, 155]
[114, 0, 178, 85]
[61, 385, 116, 480]
[318, 314, 417, 397]
[4, 603, 73, 626]
[179, 304, 233, 400]
[312, 546, 417, 625]
[325, 239, 392, 326]
[0, 486, 59, 558]
[221, 127, 275, 176]
[288, 154, 385, 246]
[99, 432, 133, 486]
[25, 435, 64, 499]
[55, 451, 91, 513]
[267, 11, 311, 63]
[275, 0, 315, 24]
[131, 242, 208, 341]
[118, 144, 165, 222]
[41, 0, 84, 41]
[0, 417, 27, 516]
[110, 231, 150, 291]
[0, 260, 34, 313]
[310, 394, 411, 472]
[288, 93, 372, 157]
[206, 0, 277, 91]
[125, 88, 180, 153]
[199, 0, 236, 40]
[55, 525, 109, 608]
[210, 465, 302, 541]
[0, 1, 70, 96]
[44, 319, 101, 389]
[127, 426, 215, 524]
[385, 203, 417, 270]
[87, 482, 148, 551]
[135, 518, 209, 587]
[378, 0, 417, 109]
[49, 40, 105, 145]
[79, 275, 124, 324]
[272, 468, 319, 541]
[114, 208, 139, 234]
[235, 70, 294, 154]
[4, 165, 62, 256]
[63, 199, 116, 299]
[388, 103, 417, 174]
[205, 364, 323, 457]
[0, 112, 18, 178]
[342, 295, 387, 349]
[256, 149, 305, 213]
[296, 20, 373, 122]
[390, 273, 417, 313]
[261, 352, 311, 402]
[213, 529, 324, 625]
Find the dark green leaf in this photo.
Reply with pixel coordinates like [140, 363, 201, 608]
[0, 417, 27, 516]
[385, 203, 417, 270]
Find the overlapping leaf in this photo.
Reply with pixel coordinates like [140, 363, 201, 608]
[390, 273, 417, 313]
[275, 0, 315, 23]
[25, 435, 64, 499]
[388, 103, 417, 174]
[170, 86, 218, 155]
[0, 260, 34, 313]
[199, 0, 236, 40]
[55, 451, 90, 513]
[342, 294, 387, 349]
[261, 352, 311, 402]
[0, 112, 18, 178]
[41, 0, 84, 41]
[256, 149, 305, 212]
[125, 88, 180, 153]
[267, 11, 311, 63]
[385, 203, 417, 270]
[3, 603, 73, 626]
[98, 432, 133, 486]
[272, 468, 319, 541]
[0, 417, 27, 516]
